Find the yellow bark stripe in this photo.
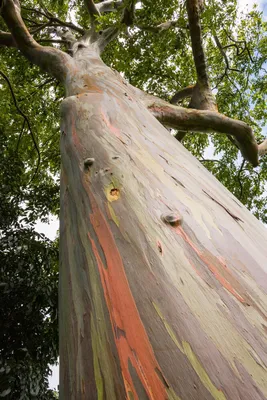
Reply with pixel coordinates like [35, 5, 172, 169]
[153, 302, 226, 400]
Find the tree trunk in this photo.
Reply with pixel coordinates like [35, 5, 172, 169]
[59, 49, 267, 400]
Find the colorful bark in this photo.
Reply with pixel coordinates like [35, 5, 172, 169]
[59, 48, 267, 399]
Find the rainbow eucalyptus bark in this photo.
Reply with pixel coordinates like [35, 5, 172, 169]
[59, 45, 267, 399]
[1, 2, 267, 398]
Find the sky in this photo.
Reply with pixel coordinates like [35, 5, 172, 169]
[33, 0, 267, 392]
[238, 0, 267, 18]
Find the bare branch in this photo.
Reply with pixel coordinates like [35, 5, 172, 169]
[170, 85, 194, 104]
[1, 0, 74, 81]
[141, 94, 259, 166]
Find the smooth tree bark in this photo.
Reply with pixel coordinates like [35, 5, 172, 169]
[1, 0, 267, 399]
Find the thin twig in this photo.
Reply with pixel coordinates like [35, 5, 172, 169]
[16, 119, 26, 152]
[223, 29, 254, 63]
[22, 5, 84, 34]
[19, 78, 56, 101]
[200, 158, 222, 164]
[0, 71, 40, 181]
[38, 39, 68, 44]
[237, 158, 245, 199]
[214, 35, 241, 73]
[21, 6, 49, 19]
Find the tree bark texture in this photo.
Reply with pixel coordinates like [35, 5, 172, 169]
[59, 49, 267, 400]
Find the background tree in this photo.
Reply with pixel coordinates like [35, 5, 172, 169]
[0, 0, 267, 399]
[0, 130, 58, 398]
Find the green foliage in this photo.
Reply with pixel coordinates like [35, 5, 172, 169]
[0, 0, 266, 397]
[0, 131, 59, 398]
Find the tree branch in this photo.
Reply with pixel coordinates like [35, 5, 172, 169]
[170, 85, 194, 104]
[1, 0, 74, 81]
[21, 5, 84, 34]
[122, 0, 136, 26]
[141, 94, 259, 166]
[137, 20, 181, 33]
[0, 30, 16, 47]
[96, 0, 123, 13]
[48, 17, 84, 35]
[0, 70, 40, 180]
[186, 0, 217, 111]
[186, 0, 208, 89]
[84, 0, 100, 23]
[214, 35, 241, 73]
[236, 158, 245, 200]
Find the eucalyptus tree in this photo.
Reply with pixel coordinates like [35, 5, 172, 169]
[1, 0, 267, 399]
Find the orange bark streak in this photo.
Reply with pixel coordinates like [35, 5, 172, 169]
[86, 188, 168, 399]
[101, 110, 121, 138]
[176, 227, 247, 303]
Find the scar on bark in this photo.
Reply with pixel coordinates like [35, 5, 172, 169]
[203, 190, 243, 222]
